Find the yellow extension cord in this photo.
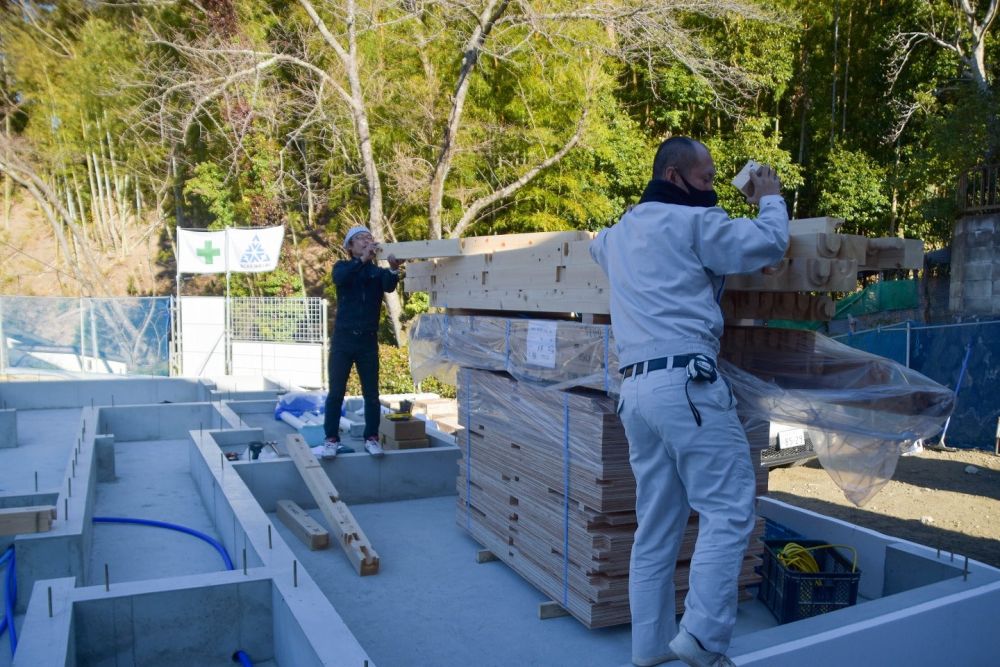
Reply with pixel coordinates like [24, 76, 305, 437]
[777, 542, 858, 574]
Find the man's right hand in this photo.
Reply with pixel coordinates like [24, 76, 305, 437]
[746, 164, 781, 205]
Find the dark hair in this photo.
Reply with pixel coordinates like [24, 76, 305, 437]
[652, 136, 701, 181]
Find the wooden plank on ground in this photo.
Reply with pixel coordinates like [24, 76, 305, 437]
[276, 499, 330, 551]
[0, 505, 57, 535]
[285, 434, 380, 575]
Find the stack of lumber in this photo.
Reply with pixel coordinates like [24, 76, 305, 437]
[456, 368, 767, 628]
[383, 225, 923, 628]
[391, 218, 922, 323]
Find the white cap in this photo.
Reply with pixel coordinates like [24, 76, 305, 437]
[343, 225, 371, 248]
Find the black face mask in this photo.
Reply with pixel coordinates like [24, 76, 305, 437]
[677, 172, 719, 208]
[638, 175, 718, 208]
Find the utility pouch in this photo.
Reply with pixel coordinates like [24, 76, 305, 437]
[685, 354, 718, 383]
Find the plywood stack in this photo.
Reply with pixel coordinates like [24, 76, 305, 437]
[456, 368, 766, 628]
[384, 224, 924, 627]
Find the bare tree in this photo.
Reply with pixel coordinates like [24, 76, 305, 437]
[889, 0, 997, 95]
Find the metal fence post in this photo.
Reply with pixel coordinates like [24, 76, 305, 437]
[0, 296, 6, 374]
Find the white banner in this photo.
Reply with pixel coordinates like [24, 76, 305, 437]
[176, 226, 285, 274]
[226, 226, 284, 273]
[176, 228, 227, 274]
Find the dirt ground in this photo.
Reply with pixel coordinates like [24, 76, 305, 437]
[767, 447, 1000, 569]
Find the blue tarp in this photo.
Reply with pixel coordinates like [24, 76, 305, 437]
[836, 320, 1000, 449]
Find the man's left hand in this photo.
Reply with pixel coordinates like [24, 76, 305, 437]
[388, 254, 405, 271]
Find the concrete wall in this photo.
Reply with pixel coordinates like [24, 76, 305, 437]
[0, 408, 16, 447]
[97, 403, 228, 442]
[231, 341, 324, 389]
[233, 445, 461, 511]
[0, 378, 211, 410]
[949, 213, 1000, 315]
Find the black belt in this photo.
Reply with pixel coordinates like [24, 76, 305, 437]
[621, 355, 700, 379]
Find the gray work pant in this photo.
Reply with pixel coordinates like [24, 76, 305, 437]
[618, 365, 756, 660]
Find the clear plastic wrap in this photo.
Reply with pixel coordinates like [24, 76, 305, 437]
[410, 313, 954, 506]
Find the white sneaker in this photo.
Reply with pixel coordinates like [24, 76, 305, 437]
[669, 629, 734, 667]
[364, 438, 385, 457]
[321, 440, 339, 459]
[632, 650, 678, 666]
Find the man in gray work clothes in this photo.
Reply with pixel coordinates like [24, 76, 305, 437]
[590, 137, 786, 667]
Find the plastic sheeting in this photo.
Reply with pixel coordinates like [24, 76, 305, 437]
[273, 390, 327, 420]
[410, 313, 954, 506]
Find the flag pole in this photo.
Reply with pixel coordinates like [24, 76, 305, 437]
[225, 226, 232, 376]
[174, 226, 183, 377]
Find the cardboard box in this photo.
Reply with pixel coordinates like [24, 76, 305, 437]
[379, 414, 426, 440]
[413, 398, 459, 420]
[378, 433, 431, 450]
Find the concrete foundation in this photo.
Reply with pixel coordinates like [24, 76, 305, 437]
[0, 409, 16, 448]
[2, 376, 998, 667]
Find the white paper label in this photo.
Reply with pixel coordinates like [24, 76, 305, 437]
[777, 429, 806, 450]
[526, 321, 558, 369]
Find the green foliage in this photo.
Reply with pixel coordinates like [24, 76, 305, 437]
[815, 143, 891, 234]
[344, 344, 455, 398]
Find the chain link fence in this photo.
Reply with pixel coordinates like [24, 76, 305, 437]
[228, 297, 325, 343]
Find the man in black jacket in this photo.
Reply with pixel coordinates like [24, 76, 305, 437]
[322, 225, 404, 458]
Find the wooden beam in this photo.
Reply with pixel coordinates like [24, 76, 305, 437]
[285, 434, 380, 575]
[276, 499, 330, 551]
[862, 238, 923, 270]
[727, 258, 858, 292]
[376, 239, 461, 260]
[789, 217, 845, 235]
[0, 505, 57, 536]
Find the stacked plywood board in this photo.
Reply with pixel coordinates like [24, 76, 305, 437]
[456, 368, 767, 628]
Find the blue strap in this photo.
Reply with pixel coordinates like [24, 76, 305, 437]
[465, 367, 473, 530]
[602, 326, 610, 392]
[504, 319, 512, 371]
[562, 394, 571, 606]
[940, 341, 973, 444]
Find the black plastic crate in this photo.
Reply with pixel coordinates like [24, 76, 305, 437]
[757, 539, 861, 624]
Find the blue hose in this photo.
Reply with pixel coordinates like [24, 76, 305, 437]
[0, 546, 11, 641]
[2, 545, 16, 656]
[91, 517, 235, 571]
[233, 649, 254, 666]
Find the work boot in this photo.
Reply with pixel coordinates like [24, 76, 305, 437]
[669, 629, 735, 667]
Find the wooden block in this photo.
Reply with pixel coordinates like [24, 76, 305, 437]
[539, 601, 571, 620]
[285, 434, 380, 576]
[276, 499, 330, 550]
[789, 217, 845, 235]
[379, 414, 426, 440]
[0, 505, 57, 536]
[376, 239, 462, 259]
[476, 549, 499, 563]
